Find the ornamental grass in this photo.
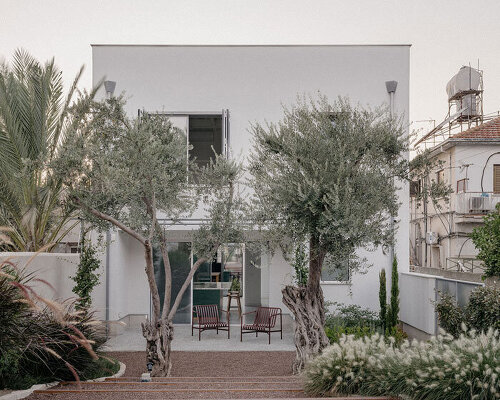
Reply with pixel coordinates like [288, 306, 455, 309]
[304, 328, 499, 399]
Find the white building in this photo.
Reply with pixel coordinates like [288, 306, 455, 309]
[88, 45, 410, 326]
[410, 117, 500, 276]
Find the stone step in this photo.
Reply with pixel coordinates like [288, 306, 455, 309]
[55, 381, 303, 390]
[106, 375, 301, 383]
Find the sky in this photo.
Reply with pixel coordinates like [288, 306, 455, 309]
[1, 0, 499, 136]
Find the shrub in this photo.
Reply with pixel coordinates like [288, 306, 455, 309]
[471, 203, 500, 278]
[72, 238, 101, 311]
[324, 303, 381, 344]
[436, 286, 500, 337]
[326, 303, 380, 329]
[304, 329, 500, 399]
[0, 259, 105, 389]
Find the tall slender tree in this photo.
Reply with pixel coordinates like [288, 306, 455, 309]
[379, 268, 387, 332]
[249, 95, 408, 371]
[386, 257, 400, 331]
[56, 97, 244, 376]
[0, 49, 95, 250]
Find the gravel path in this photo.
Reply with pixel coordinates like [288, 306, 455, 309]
[106, 351, 296, 377]
[25, 351, 298, 399]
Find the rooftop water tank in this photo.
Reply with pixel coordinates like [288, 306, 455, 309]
[446, 66, 481, 100]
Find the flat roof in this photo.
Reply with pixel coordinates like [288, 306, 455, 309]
[91, 44, 412, 47]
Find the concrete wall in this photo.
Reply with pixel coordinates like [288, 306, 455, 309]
[0, 251, 107, 320]
[92, 45, 410, 318]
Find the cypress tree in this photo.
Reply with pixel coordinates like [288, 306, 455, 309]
[387, 257, 400, 330]
[379, 268, 387, 331]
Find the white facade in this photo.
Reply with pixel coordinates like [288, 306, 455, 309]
[92, 45, 410, 322]
[410, 135, 500, 273]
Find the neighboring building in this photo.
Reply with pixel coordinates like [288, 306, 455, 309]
[90, 45, 410, 325]
[410, 66, 500, 277]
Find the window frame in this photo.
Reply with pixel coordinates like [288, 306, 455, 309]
[320, 256, 351, 285]
[494, 164, 500, 194]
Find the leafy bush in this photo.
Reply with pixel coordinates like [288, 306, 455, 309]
[436, 286, 500, 337]
[326, 303, 380, 329]
[324, 303, 381, 344]
[0, 259, 106, 390]
[304, 329, 500, 399]
[471, 203, 500, 278]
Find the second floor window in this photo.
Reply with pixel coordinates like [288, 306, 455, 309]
[189, 115, 223, 168]
[494, 164, 500, 194]
[437, 169, 445, 184]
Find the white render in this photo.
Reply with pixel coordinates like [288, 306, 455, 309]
[92, 45, 410, 322]
[410, 138, 500, 273]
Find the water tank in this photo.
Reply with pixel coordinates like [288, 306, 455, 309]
[446, 66, 481, 100]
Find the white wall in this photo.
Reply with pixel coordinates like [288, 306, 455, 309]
[107, 230, 150, 321]
[0, 252, 107, 320]
[399, 272, 437, 335]
[453, 144, 500, 193]
[92, 45, 410, 318]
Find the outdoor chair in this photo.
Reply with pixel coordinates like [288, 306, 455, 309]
[192, 304, 230, 340]
[240, 306, 282, 344]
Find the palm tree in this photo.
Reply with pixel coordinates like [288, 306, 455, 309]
[0, 49, 87, 251]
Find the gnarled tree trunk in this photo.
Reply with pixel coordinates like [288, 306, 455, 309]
[141, 319, 174, 376]
[283, 235, 329, 373]
[282, 285, 329, 373]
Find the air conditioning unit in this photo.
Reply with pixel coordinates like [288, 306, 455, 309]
[426, 232, 439, 245]
[469, 196, 489, 213]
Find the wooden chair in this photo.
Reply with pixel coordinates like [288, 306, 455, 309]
[240, 306, 282, 344]
[192, 304, 230, 340]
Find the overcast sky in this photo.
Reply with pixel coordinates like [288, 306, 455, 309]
[1, 0, 499, 135]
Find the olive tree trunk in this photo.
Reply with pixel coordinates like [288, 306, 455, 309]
[282, 237, 329, 373]
[142, 319, 174, 376]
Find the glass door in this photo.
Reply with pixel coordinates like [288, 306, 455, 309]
[153, 242, 192, 324]
[192, 243, 244, 323]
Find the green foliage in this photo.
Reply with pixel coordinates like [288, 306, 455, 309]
[229, 276, 240, 293]
[385, 257, 399, 332]
[0, 49, 92, 251]
[0, 260, 106, 390]
[378, 268, 387, 331]
[292, 242, 308, 286]
[436, 286, 500, 337]
[471, 203, 500, 278]
[80, 357, 120, 380]
[324, 303, 381, 344]
[56, 96, 245, 327]
[325, 325, 376, 344]
[249, 94, 408, 283]
[304, 329, 499, 399]
[435, 292, 466, 338]
[71, 237, 101, 311]
[326, 302, 380, 328]
[409, 149, 454, 210]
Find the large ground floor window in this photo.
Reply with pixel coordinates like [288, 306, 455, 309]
[154, 242, 264, 324]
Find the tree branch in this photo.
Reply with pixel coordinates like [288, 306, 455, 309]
[71, 196, 147, 245]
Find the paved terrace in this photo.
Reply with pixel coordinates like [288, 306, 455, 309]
[102, 323, 296, 352]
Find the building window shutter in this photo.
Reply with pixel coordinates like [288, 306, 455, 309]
[222, 109, 230, 158]
[494, 165, 500, 194]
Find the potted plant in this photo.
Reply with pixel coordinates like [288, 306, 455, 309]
[229, 276, 241, 295]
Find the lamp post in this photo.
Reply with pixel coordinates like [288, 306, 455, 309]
[385, 80, 398, 272]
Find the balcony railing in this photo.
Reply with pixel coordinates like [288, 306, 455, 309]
[445, 257, 484, 274]
[455, 192, 500, 214]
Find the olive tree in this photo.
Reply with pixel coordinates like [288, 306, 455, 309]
[56, 97, 244, 376]
[248, 96, 408, 372]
